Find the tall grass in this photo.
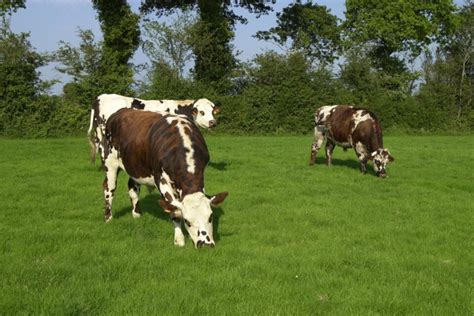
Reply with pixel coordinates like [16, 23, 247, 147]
[0, 136, 472, 314]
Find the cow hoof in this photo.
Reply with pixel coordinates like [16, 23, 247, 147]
[174, 238, 185, 247]
[132, 211, 141, 219]
[105, 215, 113, 223]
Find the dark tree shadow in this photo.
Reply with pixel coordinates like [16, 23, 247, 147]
[208, 161, 228, 171]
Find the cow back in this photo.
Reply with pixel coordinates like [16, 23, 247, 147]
[148, 115, 209, 195]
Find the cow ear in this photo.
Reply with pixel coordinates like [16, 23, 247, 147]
[209, 192, 228, 207]
[213, 107, 221, 115]
[369, 151, 377, 160]
[159, 199, 177, 213]
[388, 154, 395, 162]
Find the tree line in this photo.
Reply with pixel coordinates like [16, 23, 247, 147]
[0, 0, 472, 137]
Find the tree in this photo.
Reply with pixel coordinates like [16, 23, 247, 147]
[255, 2, 341, 65]
[444, 1, 473, 119]
[419, 1, 473, 125]
[55, 29, 103, 104]
[0, 0, 25, 16]
[140, 0, 272, 93]
[344, 0, 458, 73]
[142, 13, 195, 78]
[91, 0, 140, 95]
[0, 19, 52, 135]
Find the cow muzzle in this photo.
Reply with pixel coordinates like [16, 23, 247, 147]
[208, 120, 217, 128]
[378, 170, 387, 178]
[196, 240, 215, 248]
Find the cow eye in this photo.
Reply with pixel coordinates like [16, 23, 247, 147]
[184, 219, 191, 227]
[208, 214, 213, 223]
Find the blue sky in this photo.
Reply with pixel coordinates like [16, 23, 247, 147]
[9, 0, 463, 94]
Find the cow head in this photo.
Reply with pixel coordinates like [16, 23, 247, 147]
[162, 191, 228, 248]
[192, 98, 218, 129]
[370, 149, 394, 178]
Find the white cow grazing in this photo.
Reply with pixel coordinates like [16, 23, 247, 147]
[87, 93, 220, 163]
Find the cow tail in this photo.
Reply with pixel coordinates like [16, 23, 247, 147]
[88, 108, 97, 164]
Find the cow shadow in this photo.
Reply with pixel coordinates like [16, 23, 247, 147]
[313, 156, 378, 176]
[113, 192, 226, 242]
[114, 193, 169, 221]
[208, 161, 228, 171]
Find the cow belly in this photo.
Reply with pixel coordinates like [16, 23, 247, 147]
[132, 176, 156, 187]
[327, 135, 352, 148]
[335, 141, 352, 148]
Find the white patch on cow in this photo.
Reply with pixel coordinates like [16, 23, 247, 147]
[352, 110, 372, 133]
[129, 187, 141, 218]
[316, 105, 338, 123]
[355, 142, 367, 160]
[166, 116, 195, 174]
[173, 220, 185, 247]
[132, 176, 155, 187]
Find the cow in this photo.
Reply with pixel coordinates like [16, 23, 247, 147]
[309, 105, 394, 177]
[87, 93, 221, 163]
[101, 108, 228, 248]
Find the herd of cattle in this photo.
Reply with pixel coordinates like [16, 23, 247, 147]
[88, 94, 394, 248]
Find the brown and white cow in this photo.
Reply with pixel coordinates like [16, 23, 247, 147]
[88, 93, 221, 163]
[102, 108, 228, 248]
[309, 105, 394, 177]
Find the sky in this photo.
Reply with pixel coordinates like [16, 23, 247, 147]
[8, 0, 463, 94]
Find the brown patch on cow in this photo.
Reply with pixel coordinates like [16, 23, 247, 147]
[210, 192, 228, 207]
[164, 192, 173, 202]
[160, 178, 167, 185]
[159, 199, 176, 212]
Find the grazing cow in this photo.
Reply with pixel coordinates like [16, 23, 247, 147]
[102, 108, 228, 248]
[88, 93, 220, 163]
[309, 105, 394, 177]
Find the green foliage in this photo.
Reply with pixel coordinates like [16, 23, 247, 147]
[190, 1, 236, 93]
[255, 2, 341, 65]
[218, 51, 338, 134]
[55, 29, 103, 105]
[0, 19, 53, 136]
[0, 0, 25, 16]
[92, 0, 140, 95]
[344, 0, 458, 72]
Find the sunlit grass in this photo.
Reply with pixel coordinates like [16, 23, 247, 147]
[0, 135, 472, 314]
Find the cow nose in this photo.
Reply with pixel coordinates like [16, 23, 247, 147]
[378, 171, 387, 178]
[196, 240, 215, 248]
[209, 120, 217, 127]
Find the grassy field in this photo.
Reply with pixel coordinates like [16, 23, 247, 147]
[0, 135, 472, 314]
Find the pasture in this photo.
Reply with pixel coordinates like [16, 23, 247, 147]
[0, 135, 472, 314]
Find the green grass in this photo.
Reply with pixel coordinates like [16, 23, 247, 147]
[0, 135, 472, 314]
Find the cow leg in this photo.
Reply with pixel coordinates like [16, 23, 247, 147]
[170, 210, 185, 247]
[325, 140, 336, 166]
[309, 125, 325, 165]
[103, 167, 118, 222]
[128, 178, 142, 219]
[157, 172, 185, 247]
[354, 142, 368, 174]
